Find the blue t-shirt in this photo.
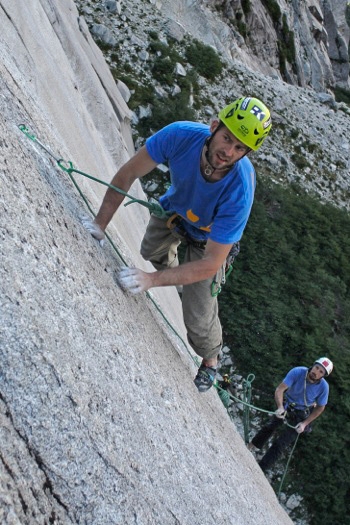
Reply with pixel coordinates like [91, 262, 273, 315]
[283, 366, 329, 409]
[145, 121, 256, 243]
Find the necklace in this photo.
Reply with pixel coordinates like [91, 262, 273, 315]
[203, 160, 230, 181]
[204, 164, 214, 177]
[202, 144, 217, 180]
[201, 141, 232, 181]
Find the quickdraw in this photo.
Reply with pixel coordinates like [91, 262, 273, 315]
[211, 264, 233, 297]
[18, 124, 170, 219]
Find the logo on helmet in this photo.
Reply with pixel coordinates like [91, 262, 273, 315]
[263, 117, 272, 129]
[250, 105, 266, 121]
[240, 97, 251, 110]
[238, 124, 249, 136]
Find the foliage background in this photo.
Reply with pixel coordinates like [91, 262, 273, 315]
[218, 180, 350, 524]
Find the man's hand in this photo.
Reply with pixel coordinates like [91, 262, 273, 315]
[118, 267, 153, 294]
[275, 407, 286, 419]
[295, 421, 307, 434]
[81, 215, 105, 244]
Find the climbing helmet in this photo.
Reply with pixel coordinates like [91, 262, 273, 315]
[314, 357, 333, 376]
[218, 96, 272, 151]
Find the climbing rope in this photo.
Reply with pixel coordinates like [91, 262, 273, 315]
[216, 379, 276, 425]
[18, 125, 170, 219]
[217, 373, 258, 441]
[19, 124, 236, 297]
[18, 124, 192, 349]
[215, 374, 299, 499]
[19, 124, 297, 498]
[277, 433, 300, 500]
[215, 376, 297, 431]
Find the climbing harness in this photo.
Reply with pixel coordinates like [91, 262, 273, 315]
[18, 124, 191, 354]
[18, 123, 293, 498]
[18, 125, 170, 219]
[211, 264, 233, 297]
[166, 213, 207, 249]
[166, 213, 234, 296]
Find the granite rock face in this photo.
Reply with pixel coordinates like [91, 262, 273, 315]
[0, 1, 293, 524]
[157, 0, 350, 91]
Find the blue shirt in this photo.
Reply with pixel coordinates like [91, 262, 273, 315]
[283, 366, 329, 409]
[145, 121, 256, 243]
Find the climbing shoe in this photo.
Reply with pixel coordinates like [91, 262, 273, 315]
[194, 363, 217, 393]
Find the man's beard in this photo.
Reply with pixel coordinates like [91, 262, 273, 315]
[308, 371, 318, 383]
[206, 144, 235, 172]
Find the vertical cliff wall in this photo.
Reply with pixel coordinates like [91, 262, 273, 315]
[156, 0, 350, 91]
[0, 1, 292, 523]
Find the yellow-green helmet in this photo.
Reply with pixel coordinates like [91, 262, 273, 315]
[218, 97, 272, 151]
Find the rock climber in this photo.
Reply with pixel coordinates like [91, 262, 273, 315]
[248, 357, 333, 472]
[82, 96, 272, 392]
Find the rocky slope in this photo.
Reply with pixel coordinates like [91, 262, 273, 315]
[155, 0, 350, 91]
[80, 0, 350, 213]
[0, 0, 294, 524]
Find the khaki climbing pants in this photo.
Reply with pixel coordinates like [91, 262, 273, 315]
[140, 215, 223, 361]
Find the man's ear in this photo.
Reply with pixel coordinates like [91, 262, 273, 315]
[210, 119, 220, 133]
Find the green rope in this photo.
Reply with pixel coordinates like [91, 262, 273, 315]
[18, 124, 234, 364]
[18, 125, 170, 219]
[19, 124, 298, 496]
[216, 375, 264, 412]
[215, 379, 296, 429]
[215, 375, 299, 498]
[18, 124, 194, 359]
[277, 433, 300, 500]
[217, 374, 257, 442]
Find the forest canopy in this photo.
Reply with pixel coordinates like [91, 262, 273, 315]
[219, 179, 350, 525]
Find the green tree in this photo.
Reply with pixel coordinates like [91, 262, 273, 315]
[219, 179, 350, 523]
[184, 39, 223, 80]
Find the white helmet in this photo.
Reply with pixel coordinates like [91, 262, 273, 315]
[314, 357, 333, 376]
